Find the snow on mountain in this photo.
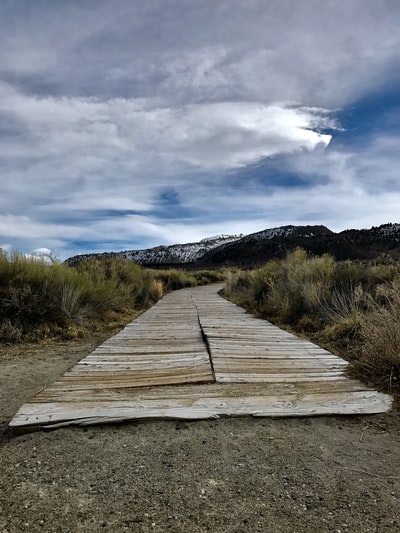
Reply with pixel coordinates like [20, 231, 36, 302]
[239, 224, 333, 242]
[122, 234, 242, 264]
[66, 234, 243, 266]
[65, 223, 400, 267]
[200, 234, 243, 243]
[376, 223, 400, 239]
[245, 226, 296, 241]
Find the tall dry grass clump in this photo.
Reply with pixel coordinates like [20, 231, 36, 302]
[150, 268, 224, 292]
[225, 248, 335, 326]
[351, 280, 400, 390]
[152, 269, 197, 291]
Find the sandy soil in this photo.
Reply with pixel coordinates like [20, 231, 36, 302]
[1, 336, 400, 533]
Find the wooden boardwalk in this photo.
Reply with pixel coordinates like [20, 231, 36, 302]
[9, 284, 392, 429]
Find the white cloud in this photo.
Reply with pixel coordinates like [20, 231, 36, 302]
[2, 1, 400, 107]
[0, 84, 332, 170]
[166, 103, 332, 168]
[32, 247, 52, 256]
[0, 215, 84, 240]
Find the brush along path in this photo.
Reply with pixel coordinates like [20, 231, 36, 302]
[9, 284, 392, 429]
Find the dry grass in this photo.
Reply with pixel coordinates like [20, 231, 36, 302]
[351, 280, 400, 390]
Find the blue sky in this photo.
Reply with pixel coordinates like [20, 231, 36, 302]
[0, 0, 399, 259]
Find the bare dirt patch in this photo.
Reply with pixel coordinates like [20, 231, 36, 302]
[1, 337, 400, 533]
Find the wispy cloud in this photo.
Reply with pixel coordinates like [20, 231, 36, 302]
[0, 83, 332, 167]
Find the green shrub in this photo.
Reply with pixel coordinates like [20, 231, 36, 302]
[151, 269, 197, 291]
[193, 269, 225, 285]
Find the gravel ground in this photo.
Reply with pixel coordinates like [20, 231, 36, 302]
[1, 337, 399, 533]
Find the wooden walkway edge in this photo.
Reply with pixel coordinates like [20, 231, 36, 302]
[9, 284, 392, 429]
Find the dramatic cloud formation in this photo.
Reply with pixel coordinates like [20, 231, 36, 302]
[0, 0, 399, 258]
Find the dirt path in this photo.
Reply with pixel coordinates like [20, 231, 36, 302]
[1, 337, 400, 533]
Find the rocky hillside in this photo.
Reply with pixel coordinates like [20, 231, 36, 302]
[199, 223, 400, 266]
[66, 223, 400, 268]
[66, 234, 243, 267]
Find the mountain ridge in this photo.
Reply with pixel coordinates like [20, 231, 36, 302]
[65, 223, 400, 268]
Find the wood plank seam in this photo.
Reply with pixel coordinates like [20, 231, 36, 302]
[192, 294, 216, 383]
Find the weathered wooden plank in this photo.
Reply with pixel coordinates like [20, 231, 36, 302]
[30, 380, 374, 402]
[58, 369, 212, 381]
[81, 354, 209, 363]
[215, 374, 346, 383]
[208, 351, 347, 361]
[67, 361, 212, 373]
[10, 388, 392, 428]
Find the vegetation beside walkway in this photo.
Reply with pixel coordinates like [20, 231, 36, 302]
[224, 249, 400, 395]
[2, 247, 398, 398]
[0, 252, 224, 343]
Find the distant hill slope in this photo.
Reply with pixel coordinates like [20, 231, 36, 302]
[65, 223, 400, 268]
[66, 234, 243, 267]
